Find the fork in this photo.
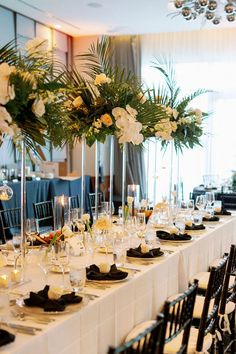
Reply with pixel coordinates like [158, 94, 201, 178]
[11, 310, 53, 324]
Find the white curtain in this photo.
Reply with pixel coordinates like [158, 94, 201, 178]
[141, 28, 236, 201]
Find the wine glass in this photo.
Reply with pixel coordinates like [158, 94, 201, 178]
[205, 192, 215, 206]
[195, 195, 206, 212]
[135, 212, 146, 243]
[38, 246, 53, 284]
[70, 208, 80, 232]
[12, 233, 22, 269]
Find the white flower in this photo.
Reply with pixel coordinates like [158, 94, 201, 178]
[172, 109, 179, 119]
[141, 199, 148, 208]
[0, 106, 12, 123]
[137, 92, 146, 104]
[82, 214, 90, 223]
[73, 96, 84, 108]
[170, 121, 177, 132]
[93, 119, 102, 129]
[126, 104, 137, 118]
[127, 196, 134, 205]
[25, 38, 48, 55]
[0, 63, 15, 105]
[112, 107, 127, 120]
[62, 225, 74, 238]
[94, 73, 111, 86]
[166, 106, 173, 115]
[32, 98, 45, 118]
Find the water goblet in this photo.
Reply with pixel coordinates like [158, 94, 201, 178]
[53, 241, 70, 289]
[195, 195, 206, 212]
[135, 212, 146, 243]
[38, 246, 53, 284]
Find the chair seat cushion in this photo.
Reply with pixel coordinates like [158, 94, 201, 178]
[124, 320, 156, 348]
[164, 326, 212, 354]
[190, 272, 235, 290]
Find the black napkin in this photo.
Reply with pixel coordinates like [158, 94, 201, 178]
[127, 245, 164, 258]
[185, 223, 205, 231]
[86, 264, 128, 281]
[214, 208, 231, 216]
[0, 329, 15, 347]
[203, 215, 220, 222]
[156, 230, 192, 241]
[24, 285, 82, 312]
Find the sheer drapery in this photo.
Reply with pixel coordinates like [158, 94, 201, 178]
[141, 28, 236, 200]
[109, 35, 146, 200]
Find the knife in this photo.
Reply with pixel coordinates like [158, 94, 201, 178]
[1, 321, 42, 332]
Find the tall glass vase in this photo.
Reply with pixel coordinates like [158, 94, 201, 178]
[20, 139, 26, 259]
[121, 143, 127, 222]
[94, 140, 99, 220]
[80, 136, 86, 217]
[109, 136, 114, 219]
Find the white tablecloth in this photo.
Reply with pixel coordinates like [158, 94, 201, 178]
[1, 215, 236, 354]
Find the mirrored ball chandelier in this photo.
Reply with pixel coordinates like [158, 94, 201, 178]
[173, 0, 236, 25]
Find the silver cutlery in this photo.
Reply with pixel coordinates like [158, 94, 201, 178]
[1, 321, 42, 335]
[11, 310, 54, 324]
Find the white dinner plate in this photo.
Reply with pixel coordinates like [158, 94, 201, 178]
[15, 296, 88, 315]
[86, 274, 130, 284]
[50, 265, 70, 273]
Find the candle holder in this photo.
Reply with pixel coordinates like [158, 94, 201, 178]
[127, 184, 140, 216]
[54, 196, 70, 231]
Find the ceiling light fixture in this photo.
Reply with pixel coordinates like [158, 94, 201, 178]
[54, 24, 62, 29]
[171, 0, 236, 25]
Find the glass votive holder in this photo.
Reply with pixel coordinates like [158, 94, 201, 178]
[0, 274, 9, 288]
[54, 195, 70, 230]
[127, 184, 140, 210]
[192, 211, 203, 225]
[113, 238, 126, 267]
[213, 200, 222, 213]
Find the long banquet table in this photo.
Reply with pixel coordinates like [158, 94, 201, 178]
[1, 214, 236, 354]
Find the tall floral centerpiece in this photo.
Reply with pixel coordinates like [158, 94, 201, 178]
[0, 38, 70, 256]
[151, 58, 210, 201]
[62, 38, 170, 216]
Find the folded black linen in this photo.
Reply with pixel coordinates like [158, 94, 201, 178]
[214, 209, 231, 216]
[203, 215, 220, 222]
[127, 245, 163, 258]
[0, 329, 15, 347]
[185, 223, 205, 231]
[156, 230, 192, 241]
[24, 285, 82, 312]
[86, 264, 128, 281]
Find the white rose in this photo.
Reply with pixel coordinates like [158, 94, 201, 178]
[140, 243, 150, 254]
[32, 98, 45, 117]
[82, 214, 90, 223]
[127, 196, 134, 205]
[141, 199, 148, 208]
[62, 225, 74, 238]
[172, 109, 179, 119]
[99, 262, 110, 273]
[94, 73, 111, 86]
[166, 106, 173, 115]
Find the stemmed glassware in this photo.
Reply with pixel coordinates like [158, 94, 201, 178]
[135, 212, 146, 243]
[25, 218, 37, 245]
[38, 246, 53, 284]
[195, 195, 206, 213]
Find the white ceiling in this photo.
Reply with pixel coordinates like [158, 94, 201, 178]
[0, 0, 235, 37]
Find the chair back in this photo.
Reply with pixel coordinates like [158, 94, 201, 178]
[196, 256, 228, 352]
[88, 192, 103, 213]
[158, 280, 198, 354]
[0, 208, 21, 243]
[108, 317, 164, 354]
[219, 244, 236, 314]
[33, 200, 54, 233]
[69, 195, 80, 210]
